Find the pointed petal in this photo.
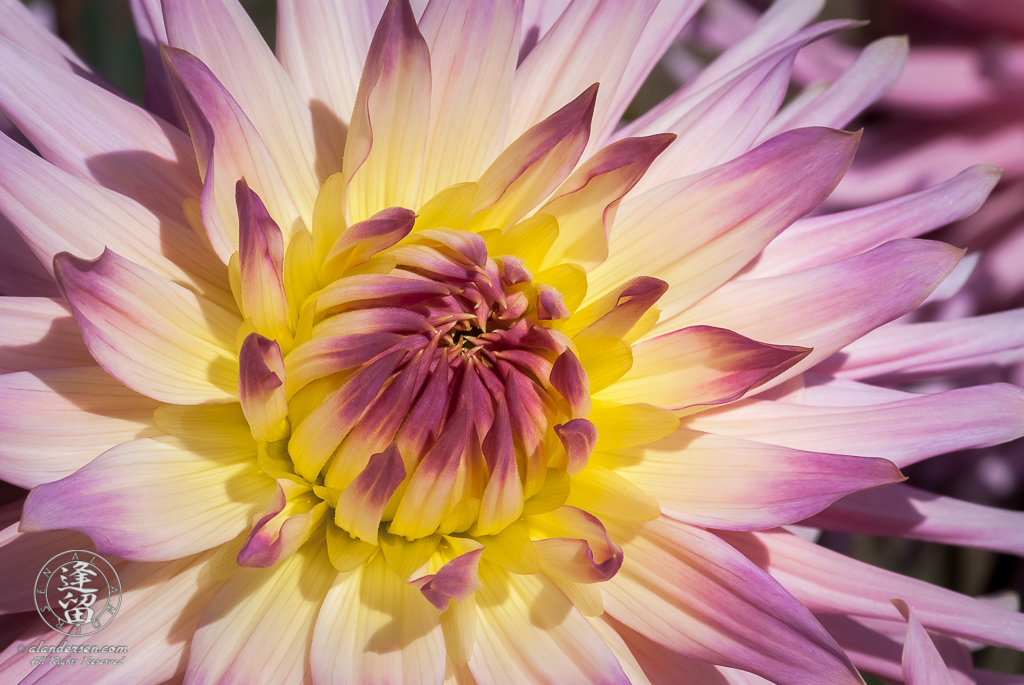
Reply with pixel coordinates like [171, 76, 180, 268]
[129, 0, 183, 126]
[665, 239, 962, 387]
[416, 548, 485, 611]
[589, 127, 859, 315]
[21, 430, 275, 561]
[507, 0, 658, 152]
[343, 0, 432, 224]
[629, 21, 860, 192]
[164, 0, 325, 207]
[529, 505, 623, 583]
[0, 367, 160, 488]
[540, 133, 675, 269]
[747, 165, 1000, 279]
[603, 517, 862, 685]
[763, 36, 908, 138]
[163, 47, 305, 262]
[817, 309, 1024, 382]
[597, 427, 902, 530]
[238, 334, 289, 442]
[335, 445, 406, 542]
[597, 325, 809, 410]
[237, 181, 292, 343]
[807, 482, 1024, 557]
[893, 601, 958, 685]
[469, 563, 630, 684]
[311, 551, 446, 685]
[467, 85, 597, 233]
[0, 37, 199, 224]
[0, 0, 104, 80]
[55, 249, 242, 404]
[0, 133, 231, 306]
[722, 529, 1024, 650]
[598, 0, 705, 146]
[187, 542, 335, 685]
[550, 349, 592, 418]
[685, 382, 1024, 469]
[417, 0, 522, 200]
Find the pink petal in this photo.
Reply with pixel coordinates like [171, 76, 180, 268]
[21, 429, 276, 561]
[590, 127, 859, 318]
[0, 37, 199, 225]
[540, 133, 675, 269]
[334, 445, 407, 543]
[746, 165, 1000, 279]
[0, 0, 104, 82]
[597, 325, 809, 410]
[530, 505, 623, 583]
[550, 349, 591, 418]
[164, 0, 326, 207]
[816, 309, 1024, 382]
[0, 367, 160, 488]
[236, 181, 291, 342]
[0, 297, 93, 372]
[600, 427, 902, 530]
[468, 84, 597, 233]
[0, 213, 57, 297]
[187, 543, 336, 685]
[343, 0, 431, 224]
[806, 482, 1024, 557]
[55, 248, 242, 404]
[664, 239, 962, 387]
[722, 529, 1024, 650]
[0, 522, 92, 615]
[417, 0, 522, 200]
[414, 548, 485, 611]
[507, 0, 658, 152]
[237, 334, 289, 442]
[1, 552, 223, 685]
[598, 0, 705, 146]
[603, 516, 862, 684]
[686, 381, 1024, 468]
[629, 20, 860, 193]
[0, 133, 231, 308]
[763, 36, 908, 138]
[894, 601, 958, 685]
[129, 0, 183, 126]
[162, 47, 305, 263]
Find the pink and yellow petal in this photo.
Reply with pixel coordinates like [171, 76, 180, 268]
[603, 517, 863, 685]
[21, 432, 275, 562]
[56, 249, 242, 404]
[311, 551, 446, 685]
[596, 325, 809, 410]
[343, 0, 432, 224]
[664, 239, 962, 385]
[187, 542, 335, 685]
[589, 127, 859, 317]
[468, 563, 630, 684]
[417, 0, 521, 201]
[601, 427, 902, 529]
[0, 367, 160, 488]
[163, 0, 324, 211]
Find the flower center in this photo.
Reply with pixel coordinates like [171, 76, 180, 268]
[231, 181, 609, 571]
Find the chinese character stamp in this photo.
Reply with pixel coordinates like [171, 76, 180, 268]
[34, 551, 121, 636]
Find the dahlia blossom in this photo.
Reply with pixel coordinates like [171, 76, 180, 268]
[1, 0, 1023, 683]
